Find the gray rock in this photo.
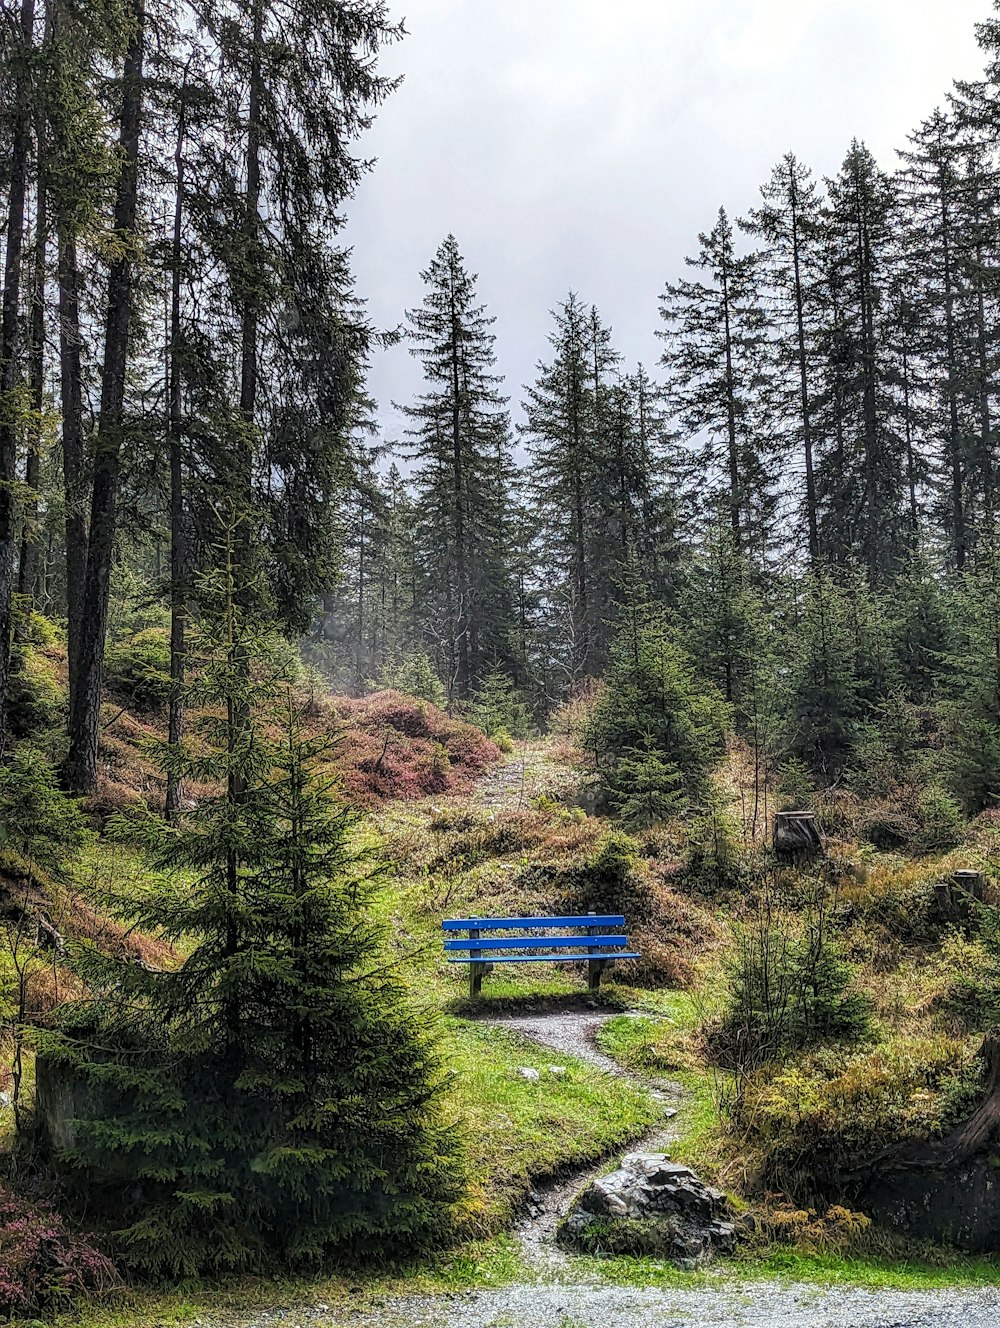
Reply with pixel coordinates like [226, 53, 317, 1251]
[558, 1151, 735, 1265]
[515, 1066, 541, 1082]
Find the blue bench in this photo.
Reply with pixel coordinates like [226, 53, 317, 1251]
[442, 913, 640, 997]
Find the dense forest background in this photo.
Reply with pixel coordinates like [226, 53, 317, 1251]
[6, 1, 1000, 823]
[7, 0, 1000, 1310]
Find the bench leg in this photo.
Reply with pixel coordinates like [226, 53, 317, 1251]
[588, 958, 605, 991]
[470, 962, 484, 998]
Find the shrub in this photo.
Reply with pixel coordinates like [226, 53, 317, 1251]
[858, 804, 920, 851]
[776, 757, 816, 811]
[0, 748, 91, 877]
[940, 704, 1000, 815]
[104, 628, 171, 711]
[0, 1187, 117, 1318]
[21, 611, 61, 649]
[914, 784, 965, 853]
[6, 647, 63, 740]
[374, 651, 447, 708]
[715, 879, 873, 1073]
[755, 1203, 871, 1254]
[736, 1038, 979, 1192]
[683, 802, 744, 895]
[333, 691, 498, 806]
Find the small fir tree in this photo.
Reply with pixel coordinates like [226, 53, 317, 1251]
[584, 614, 729, 823]
[35, 587, 461, 1275]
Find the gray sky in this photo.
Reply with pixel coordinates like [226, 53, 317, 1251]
[345, 0, 992, 445]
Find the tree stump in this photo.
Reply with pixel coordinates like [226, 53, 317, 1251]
[773, 811, 822, 862]
[952, 870, 985, 903]
[933, 871, 985, 922]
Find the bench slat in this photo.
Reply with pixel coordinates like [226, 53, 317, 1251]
[442, 915, 625, 931]
[449, 952, 642, 964]
[445, 935, 629, 952]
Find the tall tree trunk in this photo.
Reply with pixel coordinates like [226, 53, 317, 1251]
[19, 164, 47, 607]
[223, 0, 264, 1062]
[0, 0, 36, 757]
[720, 257, 741, 550]
[448, 279, 470, 699]
[940, 187, 965, 570]
[857, 193, 880, 584]
[58, 226, 87, 705]
[165, 78, 189, 822]
[67, 0, 145, 794]
[788, 164, 819, 564]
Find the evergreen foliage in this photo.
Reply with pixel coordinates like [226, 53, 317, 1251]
[0, 748, 90, 877]
[720, 877, 874, 1073]
[468, 667, 532, 741]
[36, 603, 461, 1275]
[584, 615, 729, 824]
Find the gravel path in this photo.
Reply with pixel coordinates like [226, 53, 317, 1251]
[199, 1281, 1000, 1327]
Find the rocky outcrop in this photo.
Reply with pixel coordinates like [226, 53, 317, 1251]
[558, 1152, 736, 1266]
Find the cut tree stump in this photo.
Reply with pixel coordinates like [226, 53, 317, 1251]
[933, 870, 985, 923]
[773, 811, 822, 861]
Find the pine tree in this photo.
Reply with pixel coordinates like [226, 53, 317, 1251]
[402, 235, 516, 700]
[742, 154, 825, 562]
[814, 142, 906, 581]
[37, 569, 461, 1274]
[584, 610, 729, 824]
[522, 294, 625, 685]
[658, 207, 775, 564]
[785, 571, 861, 780]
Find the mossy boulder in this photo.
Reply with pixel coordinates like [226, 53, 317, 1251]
[557, 1152, 735, 1266]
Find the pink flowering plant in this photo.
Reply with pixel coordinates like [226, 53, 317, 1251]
[0, 1185, 117, 1317]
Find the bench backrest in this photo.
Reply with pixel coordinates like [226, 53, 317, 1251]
[442, 915, 630, 953]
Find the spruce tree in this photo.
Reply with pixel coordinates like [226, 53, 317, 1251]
[37, 571, 461, 1274]
[741, 154, 825, 562]
[584, 610, 729, 825]
[815, 142, 905, 581]
[402, 235, 516, 700]
[658, 207, 775, 564]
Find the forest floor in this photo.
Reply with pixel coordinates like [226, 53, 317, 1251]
[183, 975, 1000, 1327]
[67, 740, 1000, 1328]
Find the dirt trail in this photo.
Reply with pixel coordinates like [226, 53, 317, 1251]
[485, 1007, 681, 1276]
[473, 740, 580, 812]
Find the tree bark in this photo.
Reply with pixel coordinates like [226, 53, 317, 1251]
[67, 0, 145, 793]
[18, 146, 47, 607]
[58, 225, 87, 706]
[0, 0, 37, 757]
[787, 162, 819, 565]
[165, 77, 189, 821]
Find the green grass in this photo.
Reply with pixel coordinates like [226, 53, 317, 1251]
[581, 1247, 1000, 1292]
[446, 1019, 662, 1234]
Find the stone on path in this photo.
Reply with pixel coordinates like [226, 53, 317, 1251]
[558, 1151, 736, 1266]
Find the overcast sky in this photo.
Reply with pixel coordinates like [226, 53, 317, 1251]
[345, 0, 993, 445]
